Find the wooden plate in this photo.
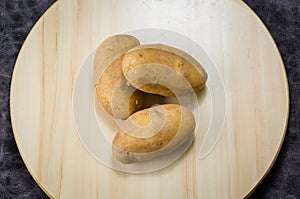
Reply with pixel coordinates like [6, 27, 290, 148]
[10, 0, 289, 198]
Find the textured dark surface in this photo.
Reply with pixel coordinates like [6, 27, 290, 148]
[243, 1, 300, 198]
[0, 1, 56, 198]
[0, 0, 299, 198]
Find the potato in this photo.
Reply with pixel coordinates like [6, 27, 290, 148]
[112, 104, 196, 163]
[95, 35, 144, 119]
[122, 44, 208, 96]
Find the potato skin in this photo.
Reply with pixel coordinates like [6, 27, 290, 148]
[122, 44, 208, 96]
[94, 34, 140, 84]
[112, 104, 196, 163]
[95, 35, 143, 119]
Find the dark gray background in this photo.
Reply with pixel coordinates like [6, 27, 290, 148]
[0, 0, 299, 198]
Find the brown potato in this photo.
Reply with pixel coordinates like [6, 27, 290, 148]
[95, 35, 143, 119]
[122, 44, 208, 96]
[112, 104, 196, 163]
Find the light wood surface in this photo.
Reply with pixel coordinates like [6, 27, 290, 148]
[10, 0, 289, 198]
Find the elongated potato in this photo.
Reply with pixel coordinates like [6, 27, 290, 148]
[112, 104, 196, 163]
[95, 35, 143, 119]
[122, 44, 208, 96]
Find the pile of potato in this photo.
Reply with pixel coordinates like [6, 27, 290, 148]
[94, 34, 207, 164]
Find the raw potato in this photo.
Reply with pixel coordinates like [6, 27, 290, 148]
[95, 35, 144, 119]
[122, 44, 208, 96]
[112, 104, 196, 163]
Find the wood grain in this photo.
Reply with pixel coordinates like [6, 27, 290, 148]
[10, 0, 289, 198]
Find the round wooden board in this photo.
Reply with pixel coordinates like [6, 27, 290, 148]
[10, 0, 289, 198]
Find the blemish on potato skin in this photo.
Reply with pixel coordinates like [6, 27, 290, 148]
[177, 62, 184, 68]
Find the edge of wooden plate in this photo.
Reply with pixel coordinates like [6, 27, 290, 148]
[9, 2, 59, 198]
[9, 1, 290, 198]
[239, 1, 290, 197]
